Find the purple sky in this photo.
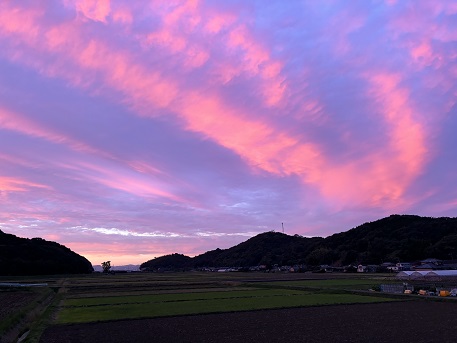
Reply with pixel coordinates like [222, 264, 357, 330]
[1, 0, 457, 265]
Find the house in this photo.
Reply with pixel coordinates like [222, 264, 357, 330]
[420, 258, 442, 265]
[396, 262, 412, 271]
[380, 262, 395, 272]
[380, 262, 399, 272]
[357, 265, 367, 273]
[414, 258, 443, 271]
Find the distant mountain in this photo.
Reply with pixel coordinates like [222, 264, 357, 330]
[93, 264, 140, 272]
[0, 230, 94, 275]
[141, 215, 457, 270]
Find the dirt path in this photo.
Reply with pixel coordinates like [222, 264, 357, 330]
[40, 301, 457, 343]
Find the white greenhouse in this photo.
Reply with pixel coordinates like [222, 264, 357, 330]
[396, 270, 457, 281]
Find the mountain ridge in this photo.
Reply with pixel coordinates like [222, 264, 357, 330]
[141, 214, 457, 270]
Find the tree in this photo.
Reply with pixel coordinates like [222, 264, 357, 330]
[101, 261, 111, 273]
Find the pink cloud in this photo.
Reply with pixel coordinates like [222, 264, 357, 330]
[145, 1, 286, 104]
[362, 73, 427, 199]
[325, 8, 367, 56]
[0, 176, 50, 192]
[0, 153, 41, 169]
[410, 41, 435, 66]
[225, 24, 286, 105]
[73, 0, 111, 23]
[0, 1, 286, 112]
[204, 12, 236, 34]
[0, 2, 429, 209]
[0, 4, 286, 158]
[178, 91, 322, 177]
[59, 159, 189, 204]
[111, 6, 133, 25]
[0, 106, 109, 157]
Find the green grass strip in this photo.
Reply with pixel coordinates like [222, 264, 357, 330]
[57, 293, 395, 324]
[63, 289, 307, 307]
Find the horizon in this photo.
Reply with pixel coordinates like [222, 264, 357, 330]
[1, 213, 449, 266]
[1, 1, 457, 265]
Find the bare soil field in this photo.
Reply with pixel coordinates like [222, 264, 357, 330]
[0, 291, 38, 322]
[40, 300, 457, 343]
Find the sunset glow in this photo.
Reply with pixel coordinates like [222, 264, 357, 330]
[1, 1, 456, 265]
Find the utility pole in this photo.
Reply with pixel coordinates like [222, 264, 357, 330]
[282, 222, 284, 233]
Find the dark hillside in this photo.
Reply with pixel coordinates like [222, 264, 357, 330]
[140, 253, 191, 270]
[192, 248, 225, 267]
[142, 215, 457, 269]
[319, 215, 457, 265]
[142, 232, 324, 269]
[203, 232, 323, 267]
[0, 230, 93, 275]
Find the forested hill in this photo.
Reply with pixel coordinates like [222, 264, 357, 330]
[141, 215, 457, 269]
[192, 233, 323, 267]
[321, 214, 457, 265]
[0, 230, 94, 275]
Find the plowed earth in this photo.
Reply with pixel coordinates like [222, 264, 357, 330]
[40, 301, 457, 343]
[0, 291, 37, 321]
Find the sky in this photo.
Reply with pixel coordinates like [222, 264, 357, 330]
[1, 0, 457, 266]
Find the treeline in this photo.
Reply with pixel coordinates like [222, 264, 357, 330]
[0, 230, 94, 275]
[141, 215, 457, 270]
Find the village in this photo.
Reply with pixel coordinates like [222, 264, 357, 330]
[195, 257, 457, 274]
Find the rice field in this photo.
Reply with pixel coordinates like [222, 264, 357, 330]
[0, 272, 403, 341]
[57, 288, 392, 324]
